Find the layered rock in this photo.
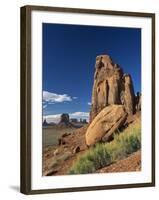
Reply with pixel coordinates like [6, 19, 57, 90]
[123, 74, 135, 115]
[90, 55, 135, 121]
[86, 105, 127, 146]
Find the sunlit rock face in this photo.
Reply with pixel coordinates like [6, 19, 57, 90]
[90, 55, 135, 121]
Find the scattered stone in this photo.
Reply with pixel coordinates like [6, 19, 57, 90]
[73, 146, 80, 154]
[45, 170, 58, 176]
[58, 137, 66, 145]
[58, 138, 62, 145]
[62, 132, 71, 137]
[57, 152, 72, 161]
[53, 149, 59, 156]
[51, 160, 58, 168]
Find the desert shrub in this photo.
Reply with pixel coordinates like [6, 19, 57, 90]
[69, 122, 141, 174]
[86, 144, 112, 169]
[69, 157, 96, 174]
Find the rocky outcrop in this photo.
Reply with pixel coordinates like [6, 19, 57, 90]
[135, 92, 141, 111]
[86, 105, 127, 146]
[90, 55, 135, 121]
[123, 74, 135, 115]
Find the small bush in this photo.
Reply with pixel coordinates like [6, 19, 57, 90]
[69, 122, 141, 174]
[85, 144, 112, 169]
[68, 157, 96, 174]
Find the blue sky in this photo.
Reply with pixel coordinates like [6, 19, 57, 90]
[42, 23, 141, 122]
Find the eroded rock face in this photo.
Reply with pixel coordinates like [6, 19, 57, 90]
[86, 105, 127, 146]
[123, 74, 135, 115]
[90, 55, 135, 121]
[135, 92, 141, 111]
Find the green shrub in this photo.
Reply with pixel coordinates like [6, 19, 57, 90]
[86, 144, 112, 169]
[69, 122, 141, 174]
[68, 157, 96, 174]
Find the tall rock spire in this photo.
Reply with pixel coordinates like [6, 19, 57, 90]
[90, 55, 135, 121]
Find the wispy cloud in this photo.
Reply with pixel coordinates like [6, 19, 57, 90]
[43, 114, 61, 124]
[88, 102, 92, 105]
[43, 104, 47, 109]
[43, 112, 89, 123]
[70, 112, 89, 118]
[43, 91, 74, 104]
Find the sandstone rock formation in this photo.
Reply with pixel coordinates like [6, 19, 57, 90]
[135, 92, 141, 111]
[90, 55, 135, 121]
[86, 105, 127, 146]
[123, 74, 135, 115]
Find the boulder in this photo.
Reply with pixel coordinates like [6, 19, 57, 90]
[53, 149, 59, 156]
[86, 105, 127, 146]
[73, 146, 80, 154]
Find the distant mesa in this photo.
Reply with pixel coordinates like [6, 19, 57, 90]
[80, 119, 87, 124]
[70, 118, 78, 123]
[43, 113, 88, 128]
[60, 113, 70, 123]
[58, 113, 88, 128]
[43, 118, 55, 127]
[43, 118, 49, 126]
[58, 113, 72, 128]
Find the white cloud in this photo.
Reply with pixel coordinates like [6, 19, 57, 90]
[88, 102, 92, 105]
[43, 104, 47, 109]
[44, 114, 61, 124]
[43, 91, 72, 103]
[43, 112, 89, 124]
[70, 112, 89, 118]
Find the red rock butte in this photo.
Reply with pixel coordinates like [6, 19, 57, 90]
[90, 54, 137, 121]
